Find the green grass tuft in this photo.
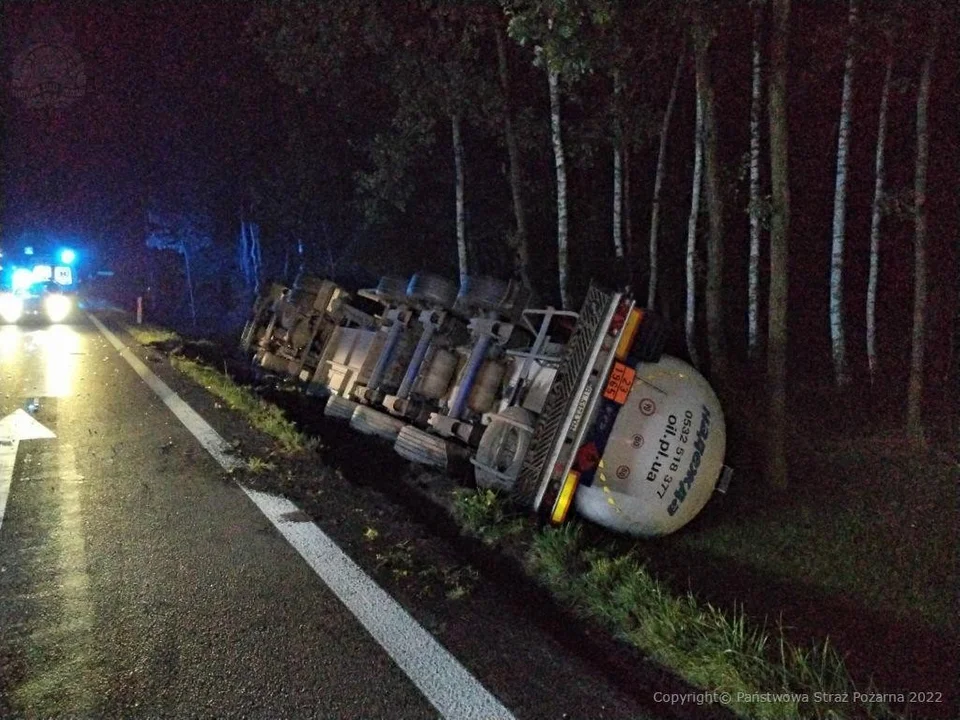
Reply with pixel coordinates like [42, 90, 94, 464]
[246, 456, 276, 474]
[527, 524, 901, 720]
[451, 488, 528, 545]
[126, 324, 182, 346]
[169, 355, 308, 452]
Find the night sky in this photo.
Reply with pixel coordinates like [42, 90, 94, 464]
[2, 2, 287, 277]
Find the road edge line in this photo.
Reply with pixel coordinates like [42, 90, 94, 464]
[87, 312, 516, 720]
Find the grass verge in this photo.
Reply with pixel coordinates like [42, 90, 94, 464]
[455, 488, 902, 719]
[451, 488, 528, 545]
[169, 354, 308, 453]
[528, 524, 901, 720]
[671, 437, 958, 631]
[125, 323, 182, 346]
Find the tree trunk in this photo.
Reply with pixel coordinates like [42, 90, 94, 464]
[952, 275, 959, 450]
[548, 66, 570, 310]
[748, 3, 763, 360]
[623, 141, 634, 276]
[686, 91, 704, 369]
[239, 218, 251, 291]
[293, 238, 305, 287]
[250, 221, 262, 296]
[613, 146, 623, 259]
[767, 0, 791, 490]
[612, 69, 624, 260]
[907, 25, 937, 443]
[647, 51, 684, 309]
[693, 22, 727, 379]
[867, 51, 893, 382]
[452, 112, 468, 287]
[829, 0, 858, 387]
[493, 20, 532, 292]
[181, 239, 197, 329]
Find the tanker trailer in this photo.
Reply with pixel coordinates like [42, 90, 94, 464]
[306, 274, 420, 436]
[351, 276, 420, 409]
[348, 276, 426, 440]
[472, 284, 730, 537]
[393, 275, 531, 466]
[377, 273, 469, 423]
[323, 272, 464, 423]
[253, 276, 374, 380]
[240, 282, 287, 355]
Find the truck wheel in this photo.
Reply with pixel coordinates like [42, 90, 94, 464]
[457, 275, 508, 311]
[394, 425, 448, 469]
[350, 405, 406, 441]
[323, 395, 357, 421]
[375, 276, 409, 305]
[406, 273, 458, 309]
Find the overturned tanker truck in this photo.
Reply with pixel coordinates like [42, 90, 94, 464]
[240, 272, 732, 537]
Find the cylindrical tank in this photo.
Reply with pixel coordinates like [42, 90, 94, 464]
[467, 359, 506, 414]
[574, 355, 725, 537]
[417, 347, 459, 400]
[258, 351, 290, 374]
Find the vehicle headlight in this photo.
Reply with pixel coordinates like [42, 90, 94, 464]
[0, 293, 23, 323]
[44, 294, 72, 322]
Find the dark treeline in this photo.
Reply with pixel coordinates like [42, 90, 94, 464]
[2, 1, 956, 465]
[245, 0, 957, 458]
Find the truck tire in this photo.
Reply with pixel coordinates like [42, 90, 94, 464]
[375, 276, 409, 305]
[295, 274, 328, 294]
[457, 275, 509, 312]
[406, 273, 458, 309]
[394, 425, 448, 469]
[323, 394, 358, 421]
[350, 405, 406, 441]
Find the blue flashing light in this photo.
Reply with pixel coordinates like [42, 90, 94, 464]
[12, 268, 33, 291]
[60, 249, 76, 264]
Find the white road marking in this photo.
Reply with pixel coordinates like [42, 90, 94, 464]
[88, 315, 242, 472]
[0, 409, 57, 533]
[88, 313, 516, 720]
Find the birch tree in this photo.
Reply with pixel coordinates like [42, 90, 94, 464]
[866, 47, 893, 382]
[647, 51, 684, 309]
[767, 0, 790, 489]
[829, 0, 858, 387]
[747, 1, 764, 359]
[906, 16, 939, 443]
[686, 91, 704, 369]
[506, 0, 593, 309]
[492, 16, 533, 291]
[547, 65, 571, 308]
[612, 67, 625, 259]
[692, 7, 727, 378]
[238, 215, 263, 297]
[452, 113, 468, 286]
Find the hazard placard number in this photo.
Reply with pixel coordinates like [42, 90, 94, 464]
[603, 361, 636, 405]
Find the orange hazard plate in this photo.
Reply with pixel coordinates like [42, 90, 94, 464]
[603, 362, 636, 405]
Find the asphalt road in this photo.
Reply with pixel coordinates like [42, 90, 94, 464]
[0, 317, 454, 718]
[0, 315, 731, 720]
